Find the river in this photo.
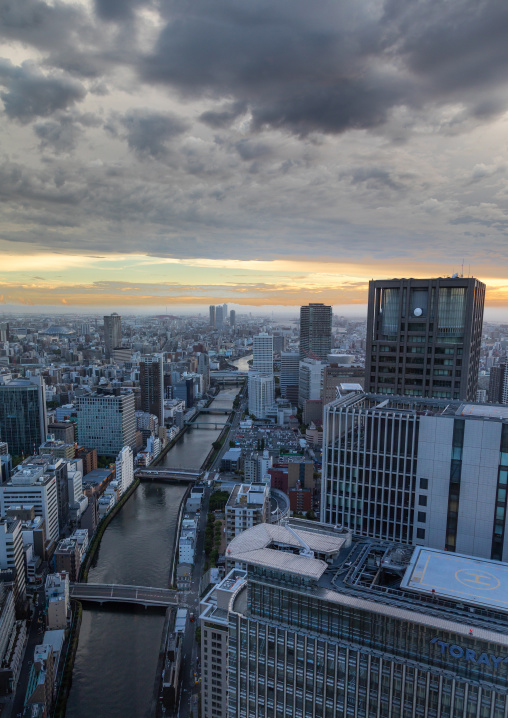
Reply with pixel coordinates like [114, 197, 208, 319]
[66, 384, 240, 718]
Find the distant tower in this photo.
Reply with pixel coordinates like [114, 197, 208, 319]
[299, 304, 332, 361]
[140, 355, 164, 426]
[216, 305, 224, 329]
[209, 305, 216, 329]
[223, 303, 228, 321]
[365, 276, 485, 401]
[230, 309, 236, 327]
[104, 313, 122, 361]
[253, 333, 274, 374]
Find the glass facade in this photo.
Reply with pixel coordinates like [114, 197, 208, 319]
[0, 384, 43, 457]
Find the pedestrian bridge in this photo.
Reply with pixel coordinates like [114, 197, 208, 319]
[70, 583, 183, 608]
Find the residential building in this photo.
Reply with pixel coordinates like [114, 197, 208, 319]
[299, 303, 332, 361]
[25, 643, 54, 715]
[322, 391, 508, 560]
[0, 460, 59, 543]
[76, 391, 136, 456]
[252, 333, 273, 374]
[140, 354, 164, 426]
[0, 584, 15, 668]
[229, 309, 236, 327]
[280, 352, 299, 402]
[365, 276, 485, 400]
[489, 362, 508, 404]
[248, 372, 274, 419]
[115, 446, 134, 496]
[216, 305, 224, 329]
[225, 483, 270, 546]
[103, 313, 122, 361]
[0, 517, 26, 601]
[0, 376, 47, 458]
[209, 305, 216, 329]
[207, 520, 508, 718]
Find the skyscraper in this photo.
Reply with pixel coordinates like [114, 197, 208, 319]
[280, 351, 299, 402]
[222, 303, 228, 321]
[365, 276, 485, 401]
[0, 376, 47, 458]
[299, 303, 332, 361]
[489, 362, 508, 404]
[103, 313, 122, 361]
[140, 355, 164, 426]
[215, 305, 224, 329]
[229, 309, 236, 327]
[209, 305, 216, 328]
[248, 373, 274, 419]
[252, 333, 273, 374]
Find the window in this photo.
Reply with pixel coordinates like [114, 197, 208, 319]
[420, 478, 428, 490]
[418, 495, 427, 506]
[418, 511, 426, 523]
[416, 528, 425, 539]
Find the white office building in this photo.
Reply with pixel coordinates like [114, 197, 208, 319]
[0, 463, 59, 542]
[76, 392, 136, 456]
[0, 517, 26, 600]
[248, 372, 274, 419]
[322, 392, 508, 561]
[115, 446, 134, 496]
[298, 357, 324, 408]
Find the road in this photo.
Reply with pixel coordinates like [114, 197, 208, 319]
[70, 583, 181, 607]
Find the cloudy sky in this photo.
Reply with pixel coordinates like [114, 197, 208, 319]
[1, 0, 508, 314]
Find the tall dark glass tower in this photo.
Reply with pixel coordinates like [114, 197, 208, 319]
[365, 276, 485, 401]
[299, 303, 332, 361]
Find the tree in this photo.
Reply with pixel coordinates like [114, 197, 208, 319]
[212, 440, 222, 451]
[229, 440, 236, 448]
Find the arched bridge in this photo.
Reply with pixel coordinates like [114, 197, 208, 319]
[70, 583, 183, 608]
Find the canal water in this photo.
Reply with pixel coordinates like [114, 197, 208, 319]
[66, 385, 239, 718]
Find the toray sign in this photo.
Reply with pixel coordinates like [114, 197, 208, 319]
[430, 638, 508, 669]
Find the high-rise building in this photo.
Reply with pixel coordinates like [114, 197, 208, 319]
[0, 516, 26, 601]
[252, 333, 273, 374]
[280, 352, 299, 403]
[115, 446, 134, 496]
[229, 309, 236, 327]
[76, 392, 136, 456]
[322, 356, 365, 404]
[322, 391, 508, 560]
[209, 305, 216, 329]
[248, 373, 274, 419]
[140, 355, 164, 426]
[215, 305, 224, 329]
[0, 459, 59, 542]
[103, 313, 122, 361]
[489, 362, 508, 404]
[225, 483, 270, 546]
[222, 303, 228, 321]
[197, 352, 210, 393]
[298, 357, 324, 408]
[365, 276, 485, 400]
[299, 303, 332, 361]
[202, 521, 508, 718]
[0, 376, 47, 458]
[0, 323, 9, 342]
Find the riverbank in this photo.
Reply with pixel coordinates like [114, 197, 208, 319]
[52, 600, 82, 718]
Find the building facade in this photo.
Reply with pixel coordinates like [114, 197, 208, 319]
[365, 277, 485, 401]
[76, 392, 136, 456]
[252, 334, 274, 375]
[103, 313, 122, 361]
[298, 358, 324, 409]
[248, 373, 274, 419]
[322, 391, 508, 560]
[211, 521, 508, 718]
[115, 446, 134, 496]
[0, 517, 26, 601]
[299, 303, 332, 361]
[225, 483, 270, 546]
[280, 352, 300, 402]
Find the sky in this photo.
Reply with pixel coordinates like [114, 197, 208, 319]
[1, 0, 508, 316]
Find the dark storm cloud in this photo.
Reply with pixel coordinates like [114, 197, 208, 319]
[0, 59, 86, 123]
[141, 0, 508, 136]
[34, 116, 82, 153]
[113, 110, 189, 158]
[94, 0, 151, 21]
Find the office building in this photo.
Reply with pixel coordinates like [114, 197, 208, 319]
[25, 643, 54, 714]
[115, 446, 134, 495]
[253, 333, 273, 374]
[39, 437, 75, 460]
[216, 305, 224, 329]
[225, 483, 270, 546]
[322, 391, 508, 560]
[103, 313, 122, 361]
[0, 584, 15, 667]
[76, 392, 136, 456]
[365, 276, 485, 400]
[298, 358, 324, 409]
[299, 303, 332, 361]
[0, 460, 59, 543]
[203, 520, 508, 718]
[47, 422, 75, 444]
[45, 573, 70, 630]
[0, 376, 47, 458]
[223, 303, 228, 321]
[229, 309, 236, 327]
[489, 362, 508, 404]
[0, 517, 26, 601]
[54, 538, 80, 582]
[209, 305, 216, 329]
[140, 354, 164, 426]
[280, 352, 299, 402]
[0, 323, 9, 342]
[322, 356, 365, 404]
[248, 373, 274, 419]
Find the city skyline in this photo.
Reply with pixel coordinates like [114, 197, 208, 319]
[1, 1, 508, 311]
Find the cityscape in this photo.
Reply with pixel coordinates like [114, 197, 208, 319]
[2, 1, 508, 717]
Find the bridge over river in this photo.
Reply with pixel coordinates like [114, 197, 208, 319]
[70, 583, 185, 608]
[135, 467, 202, 483]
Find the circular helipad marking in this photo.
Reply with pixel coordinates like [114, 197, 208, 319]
[455, 569, 500, 590]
